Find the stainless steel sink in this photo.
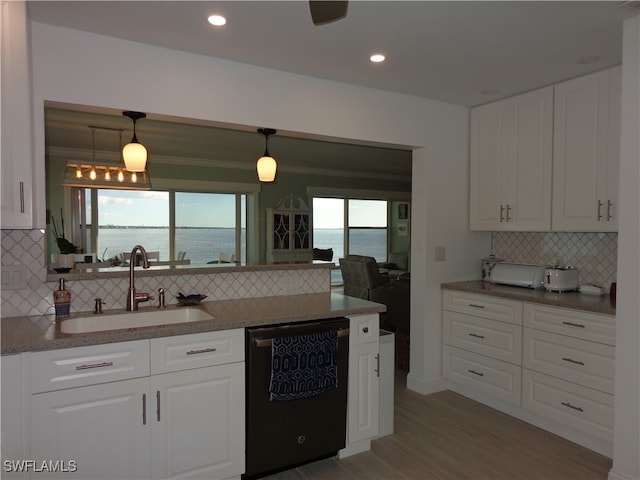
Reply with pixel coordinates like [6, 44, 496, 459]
[60, 307, 214, 334]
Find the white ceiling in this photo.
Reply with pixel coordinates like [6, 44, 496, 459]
[28, 1, 637, 107]
[29, 1, 637, 177]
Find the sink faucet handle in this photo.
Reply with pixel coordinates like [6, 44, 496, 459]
[94, 298, 106, 314]
[158, 288, 166, 309]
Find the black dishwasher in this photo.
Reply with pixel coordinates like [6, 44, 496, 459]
[244, 317, 349, 478]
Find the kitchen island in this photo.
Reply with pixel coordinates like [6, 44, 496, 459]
[1, 292, 386, 480]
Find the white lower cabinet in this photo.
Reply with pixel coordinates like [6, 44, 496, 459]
[28, 331, 245, 480]
[1, 354, 26, 479]
[442, 289, 616, 456]
[30, 378, 151, 479]
[150, 363, 245, 480]
[442, 345, 522, 406]
[522, 369, 614, 444]
[339, 314, 379, 458]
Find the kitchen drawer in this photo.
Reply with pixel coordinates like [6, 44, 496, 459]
[30, 340, 149, 393]
[443, 345, 521, 406]
[523, 303, 615, 346]
[523, 328, 614, 394]
[150, 329, 244, 375]
[522, 369, 613, 443]
[443, 290, 522, 325]
[443, 311, 522, 365]
[348, 314, 379, 345]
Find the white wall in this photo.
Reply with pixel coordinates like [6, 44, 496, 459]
[29, 22, 490, 390]
[610, 15, 640, 480]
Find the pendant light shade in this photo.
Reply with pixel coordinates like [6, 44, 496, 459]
[257, 128, 277, 182]
[122, 111, 148, 172]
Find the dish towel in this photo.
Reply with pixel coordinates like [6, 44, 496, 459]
[269, 330, 338, 402]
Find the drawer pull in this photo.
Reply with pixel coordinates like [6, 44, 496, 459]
[562, 321, 585, 328]
[467, 369, 484, 377]
[142, 393, 147, 425]
[561, 401, 584, 412]
[75, 361, 114, 371]
[468, 333, 485, 339]
[562, 357, 585, 366]
[186, 347, 217, 355]
[156, 390, 161, 422]
[468, 304, 485, 309]
[363, 326, 369, 333]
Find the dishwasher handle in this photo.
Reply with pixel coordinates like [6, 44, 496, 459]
[253, 328, 350, 347]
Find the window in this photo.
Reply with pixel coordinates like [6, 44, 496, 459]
[72, 188, 246, 267]
[348, 199, 388, 262]
[313, 197, 389, 285]
[175, 192, 246, 265]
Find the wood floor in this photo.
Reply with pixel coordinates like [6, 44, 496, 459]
[264, 371, 612, 480]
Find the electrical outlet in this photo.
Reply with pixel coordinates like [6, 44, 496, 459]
[434, 246, 446, 262]
[1, 265, 27, 290]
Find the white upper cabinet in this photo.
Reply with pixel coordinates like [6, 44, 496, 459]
[552, 67, 621, 231]
[470, 86, 553, 231]
[1, 1, 34, 229]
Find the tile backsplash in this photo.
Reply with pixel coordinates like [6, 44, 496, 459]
[491, 231, 617, 289]
[1, 229, 330, 318]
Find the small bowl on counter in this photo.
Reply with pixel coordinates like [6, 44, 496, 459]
[176, 293, 207, 306]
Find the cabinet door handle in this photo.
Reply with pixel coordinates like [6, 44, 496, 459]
[499, 205, 505, 223]
[506, 204, 512, 222]
[562, 357, 585, 366]
[142, 393, 147, 425]
[186, 347, 217, 355]
[607, 200, 613, 221]
[75, 361, 114, 370]
[468, 369, 484, 377]
[561, 401, 584, 412]
[562, 321, 585, 329]
[597, 200, 604, 221]
[468, 333, 485, 339]
[19, 181, 25, 213]
[375, 353, 380, 377]
[468, 304, 485, 309]
[363, 326, 369, 333]
[156, 390, 161, 422]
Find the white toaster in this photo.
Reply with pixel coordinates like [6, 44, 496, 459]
[544, 266, 579, 292]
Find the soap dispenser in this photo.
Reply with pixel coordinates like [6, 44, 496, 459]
[53, 278, 71, 317]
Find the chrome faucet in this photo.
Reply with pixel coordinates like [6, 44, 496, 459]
[126, 245, 152, 311]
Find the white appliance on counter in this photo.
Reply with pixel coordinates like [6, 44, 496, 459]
[487, 262, 549, 289]
[543, 266, 580, 292]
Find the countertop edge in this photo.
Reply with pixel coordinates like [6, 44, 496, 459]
[441, 281, 615, 316]
[1, 293, 385, 355]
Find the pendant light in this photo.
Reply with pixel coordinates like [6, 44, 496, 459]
[122, 111, 148, 172]
[256, 128, 277, 182]
[62, 125, 151, 190]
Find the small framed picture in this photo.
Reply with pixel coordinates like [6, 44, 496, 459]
[398, 203, 408, 219]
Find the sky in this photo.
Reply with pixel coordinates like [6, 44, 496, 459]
[96, 190, 386, 228]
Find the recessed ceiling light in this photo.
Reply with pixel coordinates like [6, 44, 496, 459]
[208, 15, 227, 26]
[577, 55, 600, 65]
[370, 53, 386, 63]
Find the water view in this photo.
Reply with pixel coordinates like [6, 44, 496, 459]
[97, 227, 386, 266]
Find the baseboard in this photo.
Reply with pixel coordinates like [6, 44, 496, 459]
[406, 373, 447, 395]
[338, 438, 371, 459]
[608, 468, 640, 480]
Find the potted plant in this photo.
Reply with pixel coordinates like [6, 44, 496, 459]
[51, 210, 79, 270]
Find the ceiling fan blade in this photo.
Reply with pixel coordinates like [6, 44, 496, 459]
[309, 1, 348, 25]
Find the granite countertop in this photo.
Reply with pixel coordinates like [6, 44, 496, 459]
[1, 293, 385, 355]
[441, 281, 615, 316]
